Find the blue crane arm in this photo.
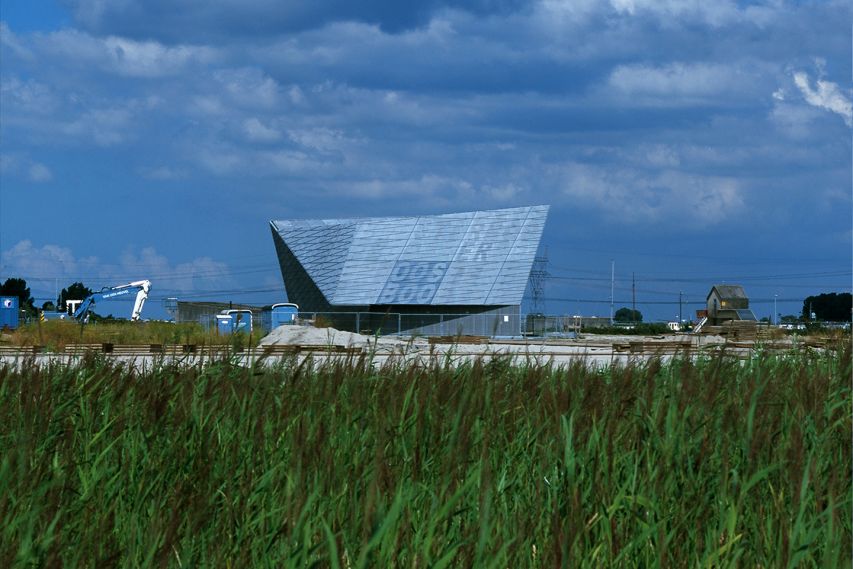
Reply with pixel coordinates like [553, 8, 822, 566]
[72, 287, 136, 319]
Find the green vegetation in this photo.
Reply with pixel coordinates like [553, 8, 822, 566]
[1, 346, 850, 567]
[0, 278, 36, 316]
[57, 282, 94, 313]
[802, 292, 853, 322]
[1, 320, 259, 350]
[614, 307, 643, 322]
[583, 322, 672, 335]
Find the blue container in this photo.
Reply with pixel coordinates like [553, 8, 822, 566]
[270, 303, 299, 329]
[43, 312, 70, 321]
[216, 310, 253, 334]
[215, 314, 234, 335]
[0, 297, 19, 330]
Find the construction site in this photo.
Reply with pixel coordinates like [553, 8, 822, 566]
[1, 204, 842, 366]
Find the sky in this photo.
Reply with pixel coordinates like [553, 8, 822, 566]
[0, 0, 850, 322]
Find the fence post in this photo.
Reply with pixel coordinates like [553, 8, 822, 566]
[397, 313, 401, 336]
[356, 312, 360, 334]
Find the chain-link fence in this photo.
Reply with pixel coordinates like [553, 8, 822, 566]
[295, 311, 522, 337]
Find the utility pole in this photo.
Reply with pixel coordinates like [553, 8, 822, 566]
[610, 260, 615, 324]
[774, 294, 778, 325]
[632, 272, 636, 322]
[679, 291, 683, 325]
[529, 247, 549, 314]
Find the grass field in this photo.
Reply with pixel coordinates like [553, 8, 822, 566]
[1, 320, 260, 350]
[1, 344, 849, 567]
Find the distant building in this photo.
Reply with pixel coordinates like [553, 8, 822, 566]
[706, 284, 757, 325]
[270, 205, 549, 336]
[176, 301, 268, 330]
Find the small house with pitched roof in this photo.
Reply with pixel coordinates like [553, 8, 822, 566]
[706, 284, 757, 325]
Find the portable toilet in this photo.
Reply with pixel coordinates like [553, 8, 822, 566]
[217, 309, 253, 334]
[270, 303, 299, 328]
[215, 313, 234, 335]
[0, 297, 19, 330]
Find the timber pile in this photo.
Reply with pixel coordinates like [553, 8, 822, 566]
[613, 340, 693, 354]
[0, 345, 45, 355]
[701, 321, 759, 342]
[428, 335, 489, 345]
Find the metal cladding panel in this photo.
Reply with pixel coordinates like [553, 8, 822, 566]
[397, 213, 472, 262]
[271, 205, 549, 306]
[334, 218, 414, 304]
[271, 220, 356, 301]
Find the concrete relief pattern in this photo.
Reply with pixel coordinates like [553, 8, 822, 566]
[377, 261, 450, 304]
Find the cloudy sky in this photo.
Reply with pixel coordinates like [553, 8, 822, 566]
[1, 0, 850, 320]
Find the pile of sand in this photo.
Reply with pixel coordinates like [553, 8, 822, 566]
[259, 325, 410, 349]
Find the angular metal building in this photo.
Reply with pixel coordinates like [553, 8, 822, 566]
[270, 205, 549, 336]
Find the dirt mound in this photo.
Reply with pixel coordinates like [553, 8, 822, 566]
[259, 325, 409, 348]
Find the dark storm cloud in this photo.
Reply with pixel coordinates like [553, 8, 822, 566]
[65, 0, 530, 40]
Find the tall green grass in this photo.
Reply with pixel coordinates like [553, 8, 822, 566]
[0, 345, 849, 567]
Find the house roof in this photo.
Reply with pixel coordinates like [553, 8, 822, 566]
[707, 284, 749, 301]
[270, 205, 549, 306]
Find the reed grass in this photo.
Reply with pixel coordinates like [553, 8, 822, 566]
[0, 344, 849, 567]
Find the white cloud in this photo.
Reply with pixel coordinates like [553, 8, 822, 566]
[0, 76, 59, 114]
[32, 29, 217, 78]
[195, 145, 244, 175]
[0, 241, 100, 294]
[556, 162, 744, 225]
[191, 95, 226, 116]
[769, 101, 823, 138]
[1, 240, 235, 303]
[28, 163, 53, 182]
[0, 154, 54, 182]
[102, 36, 217, 77]
[63, 107, 133, 146]
[140, 166, 188, 180]
[0, 22, 34, 60]
[606, 0, 776, 27]
[243, 118, 281, 142]
[347, 175, 473, 200]
[287, 127, 346, 151]
[792, 71, 852, 126]
[481, 182, 525, 202]
[118, 247, 232, 294]
[640, 145, 681, 168]
[214, 67, 281, 109]
[539, 0, 779, 30]
[288, 86, 305, 105]
[262, 149, 316, 173]
[608, 62, 754, 102]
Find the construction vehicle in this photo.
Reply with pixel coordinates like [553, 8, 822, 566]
[72, 280, 151, 322]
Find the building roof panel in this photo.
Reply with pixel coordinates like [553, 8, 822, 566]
[271, 205, 549, 306]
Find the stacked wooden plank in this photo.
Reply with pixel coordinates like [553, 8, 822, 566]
[428, 335, 489, 345]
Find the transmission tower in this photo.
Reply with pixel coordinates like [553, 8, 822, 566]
[529, 247, 549, 313]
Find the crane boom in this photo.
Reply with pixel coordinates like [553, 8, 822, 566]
[73, 280, 151, 321]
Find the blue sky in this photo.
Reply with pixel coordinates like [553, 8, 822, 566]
[1, 0, 850, 321]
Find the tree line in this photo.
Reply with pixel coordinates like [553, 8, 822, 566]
[0, 278, 93, 316]
[2, 276, 851, 322]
